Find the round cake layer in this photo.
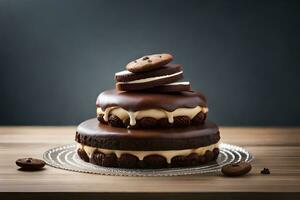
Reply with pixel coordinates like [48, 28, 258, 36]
[97, 112, 207, 129]
[96, 89, 208, 128]
[75, 118, 220, 151]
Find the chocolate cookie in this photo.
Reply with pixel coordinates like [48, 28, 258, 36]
[16, 158, 46, 171]
[126, 53, 173, 73]
[146, 82, 191, 93]
[75, 118, 220, 150]
[221, 161, 252, 177]
[116, 64, 183, 91]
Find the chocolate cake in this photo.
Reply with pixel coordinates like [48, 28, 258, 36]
[75, 53, 221, 169]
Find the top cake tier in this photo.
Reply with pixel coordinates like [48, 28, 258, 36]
[96, 53, 209, 129]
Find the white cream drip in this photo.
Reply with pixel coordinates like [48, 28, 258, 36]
[118, 71, 183, 84]
[77, 142, 219, 164]
[97, 106, 208, 126]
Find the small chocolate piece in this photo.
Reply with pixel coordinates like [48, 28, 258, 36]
[126, 53, 173, 73]
[77, 148, 89, 162]
[221, 161, 252, 177]
[108, 115, 124, 128]
[261, 168, 270, 175]
[16, 158, 46, 171]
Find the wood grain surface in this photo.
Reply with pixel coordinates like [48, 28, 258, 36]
[0, 126, 299, 199]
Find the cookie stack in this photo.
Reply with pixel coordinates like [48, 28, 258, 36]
[75, 53, 221, 169]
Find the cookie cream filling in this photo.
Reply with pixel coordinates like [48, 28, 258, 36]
[163, 81, 190, 85]
[118, 71, 183, 84]
[77, 142, 219, 164]
[97, 106, 209, 126]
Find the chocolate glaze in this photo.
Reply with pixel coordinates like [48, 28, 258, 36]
[75, 118, 220, 150]
[96, 89, 207, 111]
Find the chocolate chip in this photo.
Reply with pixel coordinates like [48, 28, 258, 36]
[142, 56, 149, 60]
[16, 158, 46, 171]
[261, 168, 270, 175]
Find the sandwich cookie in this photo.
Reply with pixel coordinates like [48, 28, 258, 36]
[115, 64, 184, 91]
[126, 53, 173, 73]
[76, 118, 220, 168]
[96, 89, 208, 129]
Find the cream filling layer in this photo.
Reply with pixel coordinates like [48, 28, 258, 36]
[118, 71, 183, 84]
[97, 106, 209, 126]
[77, 142, 219, 164]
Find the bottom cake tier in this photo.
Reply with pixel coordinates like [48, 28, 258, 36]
[75, 118, 221, 169]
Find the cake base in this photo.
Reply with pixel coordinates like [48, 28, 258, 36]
[75, 118, 220, 169]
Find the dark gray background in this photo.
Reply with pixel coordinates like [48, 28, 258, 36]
[0, 0, 299, 126]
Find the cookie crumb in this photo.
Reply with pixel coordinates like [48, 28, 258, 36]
[261, 168, 270, 174]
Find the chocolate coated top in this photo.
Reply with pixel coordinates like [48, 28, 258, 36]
[75, 118, 220, 150]
[96, 89, 207, 111]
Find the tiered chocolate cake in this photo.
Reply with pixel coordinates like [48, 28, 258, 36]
[75, 53, 221, 169]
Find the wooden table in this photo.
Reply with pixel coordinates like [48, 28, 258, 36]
[0, 126, 300, 199]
